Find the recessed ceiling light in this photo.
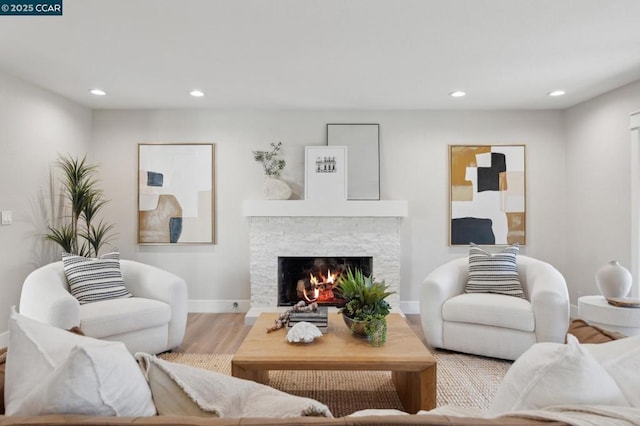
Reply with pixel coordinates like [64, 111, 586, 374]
[90, 88, 106, 96]
[190, 90, 205, 97]
[449, 91, 466, 98]
[548, 90, 566, 97]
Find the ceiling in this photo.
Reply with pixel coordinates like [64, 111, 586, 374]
[1, 0, 639, 110]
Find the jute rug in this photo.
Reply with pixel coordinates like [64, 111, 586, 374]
[159, 351, 511, 417]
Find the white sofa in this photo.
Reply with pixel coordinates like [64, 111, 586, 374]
[19, 260, 188, 355]
[420, 255, 569, 360]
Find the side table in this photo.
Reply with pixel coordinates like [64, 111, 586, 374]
[578, 295, 640, 336]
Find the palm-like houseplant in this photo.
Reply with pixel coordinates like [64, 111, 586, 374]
[45, 154, 115, 258]
[336, 268, 395, 346]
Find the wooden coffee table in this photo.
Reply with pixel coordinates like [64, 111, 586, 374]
[231, 312, 436, 413]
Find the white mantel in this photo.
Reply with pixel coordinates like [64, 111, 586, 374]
[242, 200, 408, 217]
[243, 200, 407, 324]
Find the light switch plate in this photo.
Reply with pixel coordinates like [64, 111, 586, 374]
[1, 210, 12, 225]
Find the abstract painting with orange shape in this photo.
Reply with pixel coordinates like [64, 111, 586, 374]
[138, 144, 215, 244]
[450, 145, 525, 245]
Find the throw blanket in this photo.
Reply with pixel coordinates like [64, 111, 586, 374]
[427, 404, 640, 426]
[136, 353, 332, 418]
[501, 405, 640, 426]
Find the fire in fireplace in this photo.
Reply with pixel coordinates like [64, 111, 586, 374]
[277, 256, 373, 306]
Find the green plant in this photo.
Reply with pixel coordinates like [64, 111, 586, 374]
[363, 313, 388, 347]
[45, 154, 115, 258]
[336, 268, 395, 345]
[337, 268, 394, 319]
[252, 141, 286, 177]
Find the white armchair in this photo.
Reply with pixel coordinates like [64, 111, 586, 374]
[19, 260, 188, 355]
[420, 255, 569, 360]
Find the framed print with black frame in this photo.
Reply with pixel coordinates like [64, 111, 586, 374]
[327, 123, 380, 200]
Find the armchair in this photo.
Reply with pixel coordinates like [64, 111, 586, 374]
[420, 255, 569, 360]
[19, 260, 188, 355]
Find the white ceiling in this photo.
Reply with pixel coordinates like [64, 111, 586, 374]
[1, 0, 639, 110]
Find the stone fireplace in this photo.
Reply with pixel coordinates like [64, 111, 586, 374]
[243, 200, 407, 323]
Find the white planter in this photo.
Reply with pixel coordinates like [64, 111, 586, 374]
[263, 176, 292, 200]
[595, 261, 632, 298]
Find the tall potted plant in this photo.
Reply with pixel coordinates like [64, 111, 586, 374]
[336, 268, 395, 346]
[45, 154, 115, 258]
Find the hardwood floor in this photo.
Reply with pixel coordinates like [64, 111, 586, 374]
[174, 313, 250, 353]
[173, 313, 427, 353]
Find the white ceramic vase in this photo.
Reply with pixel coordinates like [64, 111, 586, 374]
[264, 176, 292, 200]
[595, 260, 632, 298]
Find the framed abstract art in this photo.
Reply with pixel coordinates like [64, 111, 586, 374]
[138, 143, 215, 244]
[449, 145, 526, 246]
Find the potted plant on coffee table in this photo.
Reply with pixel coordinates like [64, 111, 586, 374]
[335, 268, 395, 346]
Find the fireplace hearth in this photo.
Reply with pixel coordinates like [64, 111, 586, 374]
[278, 256, 372, 306]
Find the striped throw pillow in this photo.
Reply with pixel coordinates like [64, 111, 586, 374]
[62, 251, 132, 305]
[465, 243, 525, 298]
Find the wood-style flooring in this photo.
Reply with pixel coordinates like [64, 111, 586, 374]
[173, 313, 426, 353]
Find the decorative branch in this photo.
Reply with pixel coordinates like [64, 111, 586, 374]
[253, 142, 286, 177]
[266, 301, 319, 333]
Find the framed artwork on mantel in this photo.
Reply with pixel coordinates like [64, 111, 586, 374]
[304, 146, 348, 200]
[449, 144, 526, 246]
[327, 123, 380, 200]
[138, 143, 215, 244]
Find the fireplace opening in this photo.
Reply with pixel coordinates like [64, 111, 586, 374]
[277, 256, 373, 306]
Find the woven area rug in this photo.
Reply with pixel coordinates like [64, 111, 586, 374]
[159, 351, 511, 417]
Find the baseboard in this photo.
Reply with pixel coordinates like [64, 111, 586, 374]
[400, 300, 420, 315]
[190, 300, 421, 316]
[0, 331, 8, 349]
[188, 299, 250, 313]
[570, 303, 578, 319]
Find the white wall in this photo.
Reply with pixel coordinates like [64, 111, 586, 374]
[0, 71, 92, 337]
[564, 80, 640, 305]
[91, 109, 566, 312]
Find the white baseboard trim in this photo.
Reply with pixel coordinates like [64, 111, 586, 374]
[0, 331, 8, 349]
[400, 300, 420, 315]
[570, 303, 578, 319]
[190, 299, 421, 318]
[188, 300, 250, 313]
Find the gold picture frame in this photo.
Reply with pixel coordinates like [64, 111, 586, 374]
[138, 143, 215, 244]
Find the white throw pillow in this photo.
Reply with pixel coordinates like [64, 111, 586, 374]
[5, 307, 155, 416]
[583, 335, 640, 407]
[17, 345, 156, 416]
[487, 334, 629, 415]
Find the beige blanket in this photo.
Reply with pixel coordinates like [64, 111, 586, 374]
[427, 404, 640, 426]
[136, 353, 332, 418]
[501, 405, 640, 426]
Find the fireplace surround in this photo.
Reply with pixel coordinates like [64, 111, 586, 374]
[243, 200, 407, 323]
